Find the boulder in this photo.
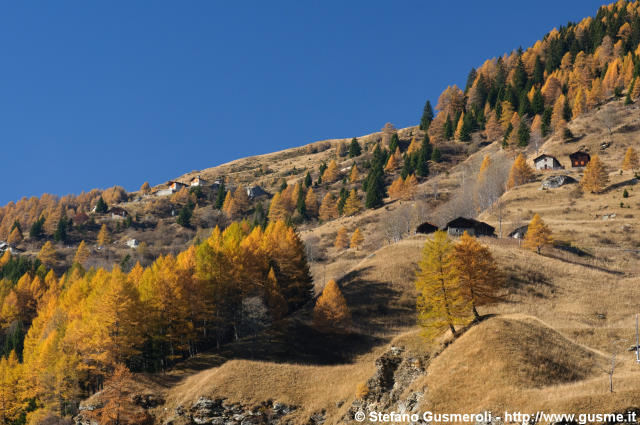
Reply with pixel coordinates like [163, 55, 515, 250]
[541, 175, 576, 189]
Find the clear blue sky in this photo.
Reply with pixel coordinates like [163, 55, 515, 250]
[0, 1, 607, 205]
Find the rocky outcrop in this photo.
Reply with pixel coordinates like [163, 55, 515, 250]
[164, 398, 297, 425]
[540, 175, 576, 189]
[343, 346, 429, 424]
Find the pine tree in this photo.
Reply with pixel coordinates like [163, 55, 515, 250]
[73, 240, 90, 266]
[215, 182, 227, 209]
[420, 100, 434, 130]
[517, 118, 530, 147]
[348, 138, 362, 158]
[622, 147, 639, 173]
[319, 193, 339, 221]
[523, 213, 552, 254]
[304, 171, 313, 188]
[415, 231, 470, 338]
[38, 241, 57, 268]
[365, 167, 386, 209]
[506, 154, 534, 189]
[343, 189, 362, 216]
[350, 228, 364, 250]
[389, 133, 399, 153]
[95, 197, 108, 214]
[334, 227, 349, 250]
[451, 232, 500, 320]
[295, 185, 307, 218]
[313, 280, 351, 331]
[97, 224, 111, 247]
[580, 154, 609, 193]
[431, 147, 442, 163]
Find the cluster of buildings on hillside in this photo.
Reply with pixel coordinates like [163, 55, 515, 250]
[532, 151, 591, 171]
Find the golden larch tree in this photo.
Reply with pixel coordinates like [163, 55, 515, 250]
[304, 187, 319, 218]
[388, 176, 405, 200]
[384, 151, 399, 172]
[407, 137, 421, 154]
[622, 147, 639, 173]
[451, 232, 501, 320]
[38, 241, 58, 268]
[140, 181, 151, 194]
[313, 279, 351, 331]
[415, 231, 470, 338]
[580, 154, 609, 193]
[7, 227, 22, 245]
[342, 189, 362, 216]
[322, 160, 341, 183]
[350, 164, 360, 182]
[268, 192, 288, 222]
[506, 154, 534, 189]
[334, 227, 349, 250]
[319, 193, 339, 221]
[73, 240, 90, 266]
[403, 174, 418, 200]
[350, 228, 364, 250]
[523, 213, 553, 254]
[97, 224, 111, 246]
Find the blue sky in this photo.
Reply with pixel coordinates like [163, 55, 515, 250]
[0, 1, 607, 205]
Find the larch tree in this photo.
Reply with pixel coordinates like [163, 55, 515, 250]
[97, 224, 111, 247]
[523, 213, 552, 254]
[313, 279, 351, 332]
[140, 181, 151, 194]
[334, 227, 349, 250]
[322, 160, 341, 183]
[350, 164, 360, 182]
[304, 188, 319, 219]
[580, 154, 609, 193]
[319, 193, 339, 221]
[73, 240, 90, 266]
[7, 227, 22, 245]
[451, 232, 501, 320]
[384, 152, 398, 172]
[350, 228, 364, 250]
[506, 154, 534, 189]
[38, 241, 57, 268]
[343, 189, 362, 216]
[268, 192, 288, 222]
[415, 231, 470, 338]
[388, 176, 405, 200]
[622, 147, 639, 173]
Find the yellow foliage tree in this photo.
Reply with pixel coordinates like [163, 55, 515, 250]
[97, 224, 111, 246]
[388, 176, 405, 200]
[451, 232, 500, 320]
[73, 240, 90, 266]
[313, 279, 351, 331]
[319, 193, 339, 221]
[140, 181, 151, 194]
[304, 187, 319, 218]
[506, 154, 534, 189]
[415, 231, 470, 338]
[268, 192, 288, 222]
[350, 228, 364, 250]
[322, 160, 341, 183]
[7, 227, 22, 245]
[350, 164, 360, 182]
[580, 154, 609, 193]
[523, 213, 553, 254]
[622, 147, 639, 172]
[38, 241, 57, 268]
[384, 152, 398, 172]
[334, 227, 349, 250]
[342, 189, 362, 216]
